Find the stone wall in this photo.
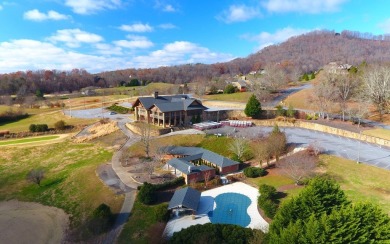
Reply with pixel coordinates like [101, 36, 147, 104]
[125, 122, 171, 136]
[252, 120, 390, 148]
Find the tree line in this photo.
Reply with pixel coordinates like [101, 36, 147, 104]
[2, 30, 390, 97]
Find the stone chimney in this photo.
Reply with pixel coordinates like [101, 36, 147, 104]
[153, 91, 158, 98]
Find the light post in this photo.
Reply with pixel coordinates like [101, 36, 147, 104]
[357, 130, 361, 164]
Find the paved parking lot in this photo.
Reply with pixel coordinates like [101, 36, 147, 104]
[63, 104, 133, 123]
[205, 126, 390, 170]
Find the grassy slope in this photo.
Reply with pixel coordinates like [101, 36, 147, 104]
[363, 128, 390, 140]
[320, 154, 390, 215]
[117, 198, 167, 244]
[205, 92, 252, 103]
[0, 141, 123, 225]
[0, 110, 96, 133]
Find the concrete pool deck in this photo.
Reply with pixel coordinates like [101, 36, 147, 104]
[164, 182, 269, 237]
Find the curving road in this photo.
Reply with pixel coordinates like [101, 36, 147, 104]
[206, 126, 390, 170]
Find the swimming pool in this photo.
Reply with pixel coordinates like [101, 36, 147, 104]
[208, 192, 251, 227]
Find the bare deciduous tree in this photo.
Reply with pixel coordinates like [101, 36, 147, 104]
[268, 131, 287, 161]
[277, 152, 317, 185]
[203, 170, 212, 189]
[229, 137, 249, 162]
[327, 72, 360, 121]
[140, 122, 152, 158]
[26, 168, 45, 186]
[309, 77, 337, 119]
[362, 64, 390, 121]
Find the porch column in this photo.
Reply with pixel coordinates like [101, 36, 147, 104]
[158, 112, 160, 126]
[174, 111, 177, 126]
[169, 112, 172, 127]
[163, 112, 166, 127]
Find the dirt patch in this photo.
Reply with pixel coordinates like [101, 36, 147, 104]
[0, 200, 69, 244]
[74, 121, 119, 143]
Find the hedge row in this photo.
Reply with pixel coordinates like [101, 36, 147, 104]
[107, 104, 129, 114]
[29, 124, 49, 132]
[258, 184, 279, 219]
[243, 167, 266, 178]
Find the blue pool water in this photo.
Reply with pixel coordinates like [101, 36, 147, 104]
[208, 193, 251, 227]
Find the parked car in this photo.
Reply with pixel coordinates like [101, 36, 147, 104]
[109, 111, 117, 115]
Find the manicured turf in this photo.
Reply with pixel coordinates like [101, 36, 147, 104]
[0, 135, 60, 146]
[320, 154, 390, 215]
[205, 92, 252, 103]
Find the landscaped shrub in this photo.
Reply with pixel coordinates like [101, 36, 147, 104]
[88, 203, 115, 234]
[259, 184, 277, 200]
[154, 203, 169, 222]
[107, 104, 129, 114]
[258, 198, 278, 218]
[138, 182, 157, 205]
[243, 167, 266, 178]
[29, 124, 49, 132]
[258, 184, 279, 219]
[170, 223, 258, 244]
[54, 120, 66, 130]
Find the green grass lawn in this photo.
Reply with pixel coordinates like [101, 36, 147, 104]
[205, 92, 252, 103]
[0, 110, 97, 133]
[117, 198, 168, 244]
[0, 141, 123, 226]
[320, 155, 390, 215]
[0, 135, 60, 146]
[363, 128, 390, 140]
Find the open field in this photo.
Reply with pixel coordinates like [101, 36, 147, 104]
[363, 128, 390, 140]
[204, 92, 252, 103]
[0, 135, 60, 146]
[0, 110, 97, 133]
[0, 141, 123, 228]
[320, 154, 390, 215]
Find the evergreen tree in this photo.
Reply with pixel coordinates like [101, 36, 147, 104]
[244, 94, 262, 118]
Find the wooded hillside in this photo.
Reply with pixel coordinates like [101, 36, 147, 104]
[2, 30, 390, 95]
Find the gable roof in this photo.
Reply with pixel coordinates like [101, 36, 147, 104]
[134, 94, 207, 112]
[168, 157, 213, 175]
[168, 187, 201, 211]
[165, 146, 239, 168]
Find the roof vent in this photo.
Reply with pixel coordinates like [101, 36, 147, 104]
[153, 91, 158, 98]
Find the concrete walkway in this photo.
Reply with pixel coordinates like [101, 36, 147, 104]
[102, 122, 141, 243]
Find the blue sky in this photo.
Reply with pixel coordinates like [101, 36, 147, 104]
[0, 0, 390, 73]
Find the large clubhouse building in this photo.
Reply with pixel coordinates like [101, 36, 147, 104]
[132, 92, 207, 127]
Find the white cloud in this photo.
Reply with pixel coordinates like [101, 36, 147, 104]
[94, 43, 123, 55]
[243, 27, 310, 50]
[114, 35, 154, 49]
[24, 9, 69, 21]
[163, 4, 176, 12]
[0, 39, 126, 73]
[132, 41, 234, 68]
[65, 0, 121, 15]
[263, 0, 347, 14]
[48, 29, 103, 48]
[378, 18, 390, 33]
[0, 5, 3, 11]
[119, 23, 153, 32]
[217, 5, 261, 23]
[158, 23, 177, 29]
